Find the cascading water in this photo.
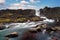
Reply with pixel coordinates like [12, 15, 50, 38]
[42, 29, 46, 34]
[0, 9, 55, 31]
[0, 9, 56, 40]
[0, 9, 42, 31]
[35, 9, 55, 35]
[35, 9, 40, 16]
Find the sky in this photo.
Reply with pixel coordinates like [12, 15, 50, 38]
[0, 0, 60, 10]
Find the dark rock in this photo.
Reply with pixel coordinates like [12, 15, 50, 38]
[40, 7, 60, 20]
[46, 27, 56, 32]
[0, 9, 35, 18]
[37, 28, 41, 32]
[40, 7, 60, 27]
[29, 24, 43, 33]
[21, 31, 37, 40]
[0, 26, 6, 30]
[51, 36, 58, 40]
[29, 30, 37, 33]
[5, 32, 18, 38]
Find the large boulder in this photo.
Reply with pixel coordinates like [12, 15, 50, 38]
[21, 31, 37, 40]
[0, 23, 6, 30]
[0, 26, 6, 30]
[5, 32, 18, 38]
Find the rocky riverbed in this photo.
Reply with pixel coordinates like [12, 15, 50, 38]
[0, 20, 60, 40]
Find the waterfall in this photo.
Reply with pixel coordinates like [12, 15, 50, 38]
[42, 29, 46, 34]
[35, 9, 55, 34]
[35, 9, 55, 23]
[35, 9, 40, 16]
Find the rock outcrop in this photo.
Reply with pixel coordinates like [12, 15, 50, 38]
[0, 26, 6, 30]
[0, 23, 6, 30]
[40, 7, 60, 20]
[5, 32, 18, 38]
[0, 9, 42, 23]
[29, 23, 60, 34]
[0, 9, 35, 18]
[40, 7, 60, 27]
[21, 30, 37, 40]
[5, 32, 18, 40]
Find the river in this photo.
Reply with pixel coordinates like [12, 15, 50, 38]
[0, 21, 60, 40]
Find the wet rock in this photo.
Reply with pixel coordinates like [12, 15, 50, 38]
[46, 27, 57, 35]
[0, 26, 6, 30]
[54, 27, 60, 31]
[29, 30, 37, 33]
[5, 32, 18, 38]
[29, 24, 42, 33]
[51, 36, 58, 40]
[31, 24, 60, 35]
[21, 31, 37, 40]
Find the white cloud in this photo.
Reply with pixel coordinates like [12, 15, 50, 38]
[0, 0, 40, 10]
[8, 3, 37, 9]
[8, 0, 39, 10]
[30, 0, 40, 3]
[27, 5, 37, 9]
[8, 3, 25, 9]
[30, 0, 35, 3]
[20, 0, 29, 4]
[0, 0, 5, 4]
[8, 0, 29, 9]
[0, 0, 5, 10]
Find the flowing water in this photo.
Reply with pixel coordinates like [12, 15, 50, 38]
[0, 21, 60, 40]
[0, 21, 43, 40]
[0, 10, 60, 40]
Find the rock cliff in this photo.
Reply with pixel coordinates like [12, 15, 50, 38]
[40, 7, 60, 20]
[0, 9, 42, 23]
[40, 7, 60, 26]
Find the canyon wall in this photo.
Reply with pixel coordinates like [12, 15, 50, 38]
[0, 9, 42, 23]
[40, 7, 60, 20]
[0, 9, 36, 18]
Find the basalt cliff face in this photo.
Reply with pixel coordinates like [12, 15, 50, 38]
[40, 7, 60, 26]
[40, 7, 60, 20]
[0, 9, 42, 23]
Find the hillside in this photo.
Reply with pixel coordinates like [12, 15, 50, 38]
[0, 9, 42, 23]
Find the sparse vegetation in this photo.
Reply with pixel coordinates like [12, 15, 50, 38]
[0, 9, 42, 23]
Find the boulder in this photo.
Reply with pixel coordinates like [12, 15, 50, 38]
[29, 24, 44, 33]
[5, 32, 18, 38]
[21, 31, 37, 40]
[0, 26, 6, 30]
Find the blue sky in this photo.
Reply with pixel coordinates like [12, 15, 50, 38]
[0, 0, 60, 9]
